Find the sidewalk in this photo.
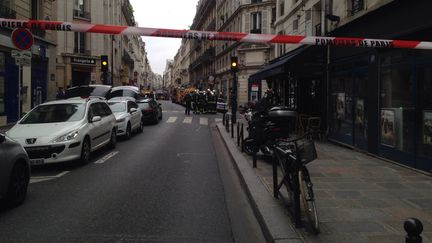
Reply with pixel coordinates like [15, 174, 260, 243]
[216, 116, 432, 243]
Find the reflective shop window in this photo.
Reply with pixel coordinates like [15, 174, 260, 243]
[417, 66, 432, 158]
[380, 67, 415, 153]
[330, 71, 354, 139]
[0, 53, 4, 114]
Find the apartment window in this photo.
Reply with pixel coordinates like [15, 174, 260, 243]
[271, 7, 276, 24]
[251, 12, 262, 33]
[74, 32, 86, 54]
[251, 0, 262, 3]
[74, 0, 90, 20]
[31, 0, 42, 19]
[350, 0, 364, 16]
[74, 0, 85, 11]
[279, 1, 285, 17]
[293, 19, 298, 31]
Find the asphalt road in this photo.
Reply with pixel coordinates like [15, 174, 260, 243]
[0, 101, 265, 242]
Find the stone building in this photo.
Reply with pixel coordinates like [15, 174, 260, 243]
[0, 0, 57, 125]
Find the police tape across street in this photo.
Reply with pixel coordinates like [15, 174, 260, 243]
[1, 18, 432, 50]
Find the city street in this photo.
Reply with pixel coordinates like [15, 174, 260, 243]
[0, 101, 265, 242]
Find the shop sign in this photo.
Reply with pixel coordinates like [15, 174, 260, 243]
[71, 57, 96, 65]
[251, 84, 259, 91]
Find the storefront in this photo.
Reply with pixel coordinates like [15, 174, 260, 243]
[327, 0, 432, 171]
[0, 51, 19, 124]
[70, 56, 96, 87]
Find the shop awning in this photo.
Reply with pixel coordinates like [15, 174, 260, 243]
[249, 45, 310, 82]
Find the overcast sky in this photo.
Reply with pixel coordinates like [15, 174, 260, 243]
[129, 0, 198, 75]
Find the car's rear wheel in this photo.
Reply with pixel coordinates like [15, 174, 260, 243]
[80, 137, 91, 164]
[5, 161, 29, 207]
[108, 129, 117, 149]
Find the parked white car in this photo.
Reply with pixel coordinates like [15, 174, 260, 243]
[0, 133, 30, 207]
[108, 97, 143, 139]
[6, 98, 117, 165]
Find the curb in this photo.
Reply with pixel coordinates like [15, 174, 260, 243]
[216, 123, 304, 243]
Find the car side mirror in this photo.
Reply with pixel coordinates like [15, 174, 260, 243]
[0, 134, 5, 144]
[91, 116, 102, 123]
[130, 108, 137, 113]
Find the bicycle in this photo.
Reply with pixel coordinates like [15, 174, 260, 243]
[271, 134, 320, 234]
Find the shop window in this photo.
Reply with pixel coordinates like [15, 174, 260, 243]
[417, 66, 432, 159]
[380, 67, 414, 153]
[0, 77, 4, 113]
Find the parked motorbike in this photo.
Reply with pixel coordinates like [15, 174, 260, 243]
[243, 106, 297, 156]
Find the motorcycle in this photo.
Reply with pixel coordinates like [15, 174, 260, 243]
[243, 106, 297, 156]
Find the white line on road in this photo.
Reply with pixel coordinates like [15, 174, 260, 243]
[30, 171, 70, 184]
[200, 117, 208, 126]
[215, 118, 222, 123]
[183, 117, 193, 124]
[94, 151, 119, 164]
[166, 117, 178, 123]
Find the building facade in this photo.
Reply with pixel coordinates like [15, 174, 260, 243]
[55, 0, 149, 89]
[0, 0, 57, 125]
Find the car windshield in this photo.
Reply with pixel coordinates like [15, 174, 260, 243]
[109, 102, 126, 112]
[20, 104, 86, 124]
[137, 102, 150, 110]
[109, 89, 137, 99]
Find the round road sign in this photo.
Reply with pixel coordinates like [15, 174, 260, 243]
[11, 28, 34, 51]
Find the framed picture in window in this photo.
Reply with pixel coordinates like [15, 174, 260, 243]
[381, 109, 396, 147]
[423, 110, 432, 145]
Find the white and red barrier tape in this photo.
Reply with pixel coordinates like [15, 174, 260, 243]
[1, 18, 431, 50]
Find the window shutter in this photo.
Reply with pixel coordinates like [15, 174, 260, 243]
[262, 10, 268, 34]
[245, 13, 250, 33]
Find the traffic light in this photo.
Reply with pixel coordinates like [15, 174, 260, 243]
[230, 56, 238, 72]
[101, 55, 108, 72]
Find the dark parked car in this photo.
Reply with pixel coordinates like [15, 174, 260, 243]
[64, 85, 112, 99]
[0, 133, 30, 207]
[136, 99, 162, 124]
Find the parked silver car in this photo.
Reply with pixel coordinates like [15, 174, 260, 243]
[0, 133, 30, 207]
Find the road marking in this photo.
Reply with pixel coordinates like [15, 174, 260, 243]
[215, 118, 222, 123]
[200, 117, 208, 126]
[94, 151, 119, 164]
[183, 117, 193, 124]
[166, 116, 177, 123]
[30, 171, 70, 184]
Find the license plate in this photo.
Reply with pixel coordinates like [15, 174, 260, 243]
[30, 159, 45, 165]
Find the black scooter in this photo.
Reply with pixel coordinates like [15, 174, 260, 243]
[243, 107, 297, 156]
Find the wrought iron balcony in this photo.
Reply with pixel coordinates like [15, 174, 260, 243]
[0, 3, 16, 19]
[31, 28, 46, 38]
[73, 9, 91, 21]
[189, 47, 215, 70]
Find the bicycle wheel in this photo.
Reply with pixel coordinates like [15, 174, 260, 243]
[299, 168, 319, 234]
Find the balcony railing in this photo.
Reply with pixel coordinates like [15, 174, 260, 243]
[189, 47, 215, 70]
[31, 28, 46, 38]
[73, 9, 91, 21]
[0, 4, 16, 18]
[250, 29, 262, 34]
[121, 2, 136, 26]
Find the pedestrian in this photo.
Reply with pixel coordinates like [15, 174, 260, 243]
[184, 93, 192, 115]
[56, 87, 65, 99]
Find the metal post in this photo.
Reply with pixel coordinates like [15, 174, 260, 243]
[231, 72, 237, 125]
[18, 65, 22, 120]
[253, 151, 257, 168]
[293, 171, 301, 228]
[241, 123, 244, 152]
[237, 122, 240, 146]
[231, 120, 234, 138]
[404, 218, 423, 243]
[226, 114, 230, 133]
[272, 152, 278, 198]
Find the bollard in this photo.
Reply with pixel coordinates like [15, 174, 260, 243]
[241, 123, 244, 152]
[237, 122, 240, 146]
[272, 152, 278, 198]
[253, 151, 257, 168]
[404, 218, 423, 243]
[231, 120, 234, 138]
[222, 112, 225, 125]
[226, 114, 230, 132]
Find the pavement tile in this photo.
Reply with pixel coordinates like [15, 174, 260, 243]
[405, 198, 432, 209]
[356, 198, 392, 209]
[376, 182, 410, 190]
[367, 234, 405, 243]
[325, 221, 388, 233]
[327, 190, 363, 199]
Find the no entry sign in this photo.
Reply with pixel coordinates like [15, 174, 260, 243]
[11, 28, 34, 51]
